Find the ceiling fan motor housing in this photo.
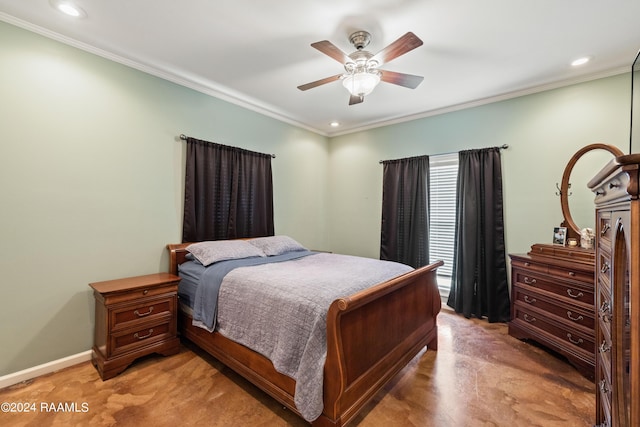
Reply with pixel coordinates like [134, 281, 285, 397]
[349, 31, 371, 50]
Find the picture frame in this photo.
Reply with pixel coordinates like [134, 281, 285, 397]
[553, 226, 567, 246]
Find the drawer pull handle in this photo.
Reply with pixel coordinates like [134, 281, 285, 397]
[524, 262, 531, 267]
[134, 307, 154, 317]
[134, 329, 154, 340]
[566, 333, 583, 345]
[599, 379, 609, 394]
[595, 189, 605, 196]
[142, 289, 149, 295]
[568, 271, 576, 277]
[566, 311, 583, 322]
[524, 296, 536, 304]
[523, 277, 537, 285]
[523, 314, 536, 323]
[601, 223, 610, 235]
[600, 263, 610, 274]
[609, 181, 619, 189]
[566, 289, 583, 299]
[599, 300, 611, 322]
[599, 341, 611, 353]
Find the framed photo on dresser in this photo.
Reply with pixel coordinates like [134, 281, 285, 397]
[552, 227, 567, 245]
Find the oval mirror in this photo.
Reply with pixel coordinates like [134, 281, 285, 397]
[560, 143, 624, 239]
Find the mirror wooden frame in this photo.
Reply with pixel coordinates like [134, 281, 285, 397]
[560, 143, 624, 239]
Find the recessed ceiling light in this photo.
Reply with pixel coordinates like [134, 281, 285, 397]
[330, 121, 340, 127]
[571, 56, 591, 67]
[50, 0, 86, 18]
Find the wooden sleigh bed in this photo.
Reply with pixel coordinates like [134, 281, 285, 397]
[167, 242, 442, 426]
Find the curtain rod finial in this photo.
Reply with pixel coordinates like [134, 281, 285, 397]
[179, 134, 187, 141]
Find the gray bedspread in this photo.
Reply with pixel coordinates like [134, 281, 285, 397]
[186, 250, 315, 332]
[213, 252, 413, 422]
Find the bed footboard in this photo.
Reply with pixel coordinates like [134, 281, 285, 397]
[317, 261, 443, 427]
[168, 243, 442, 426]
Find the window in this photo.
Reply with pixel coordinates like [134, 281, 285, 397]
[429, 153, 459, 298]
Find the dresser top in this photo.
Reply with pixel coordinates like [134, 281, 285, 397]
[529, 243, 594, 262]
[510, 243, 595, 270]
[89, 272, 180, 294]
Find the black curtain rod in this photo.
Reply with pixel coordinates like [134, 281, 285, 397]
[379, 144, 509, 164]
[179, 134, 276, 158]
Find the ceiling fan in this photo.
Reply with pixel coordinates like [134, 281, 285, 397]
[297, 31, 424, 105]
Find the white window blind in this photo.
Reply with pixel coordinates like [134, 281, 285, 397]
[429, 153, 459, 289]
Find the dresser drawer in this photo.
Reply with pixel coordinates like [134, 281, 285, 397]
[512, 269, 594, 306]
[593, 169, 630, 204]
[110, 295, 176, 331]
[109, 321, 175, 357]
[597, 250, 612, 294]
[511, 258, 548, 274]
[509, 247, 595, 380]
[597, 317, 612, 373]
[596, 361, 612, 426]
[597, 286, 612, 330]
[551, 246, 596, 264]
[598, 212, 613, 249]
[513, 285, 594, 331]
[513, 305, 595, 355]
[548, 265, 594, 284]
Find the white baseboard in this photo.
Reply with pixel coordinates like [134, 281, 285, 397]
[0, 350, 92, 390]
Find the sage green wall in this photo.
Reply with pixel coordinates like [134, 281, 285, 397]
[0, 18, 633, 377]
[327, 74, 631, 259]
[0, 21, 328, 376]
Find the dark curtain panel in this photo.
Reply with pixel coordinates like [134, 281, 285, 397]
[447, 147, 510, 322]
[380, 155, 430, 268]
[182, 137, 274, 242]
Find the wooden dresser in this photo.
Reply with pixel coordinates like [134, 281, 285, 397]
[589, 155, 640, 426]
[89, 273, 181, 380]
[509, 244, 595, 379]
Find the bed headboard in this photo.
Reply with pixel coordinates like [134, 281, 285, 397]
[167, 243, 191, 275]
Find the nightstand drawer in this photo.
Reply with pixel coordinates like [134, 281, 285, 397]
[110, 321, 175, 357]
[111, 296, 175, 331]
[102, 284, 178, 305]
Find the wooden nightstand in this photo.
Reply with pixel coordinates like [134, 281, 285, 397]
[89, 273, 180, 380]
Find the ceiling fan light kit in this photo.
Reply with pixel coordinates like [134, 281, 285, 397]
[298, 30, 424, 105]
[342, 71, 381, 97]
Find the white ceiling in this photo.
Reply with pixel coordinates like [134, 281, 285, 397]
[1, 0, 640, 136]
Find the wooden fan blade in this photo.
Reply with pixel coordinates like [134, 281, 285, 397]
[349, 94, 364, 105]
[380, 70, 424, 89]
[297, 74, 343, 91]
[370, 32, 423, 65]
[311, 40, 351, 64]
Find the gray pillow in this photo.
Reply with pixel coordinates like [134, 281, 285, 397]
[247, 235, 307, 256]
[186, 240, 266, 266]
